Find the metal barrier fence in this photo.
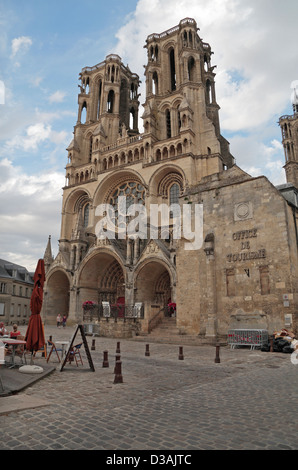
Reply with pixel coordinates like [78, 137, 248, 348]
[227, 329, 268, 350]
[83, 303, 144, 323]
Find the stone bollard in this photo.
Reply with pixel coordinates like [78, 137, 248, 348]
[145, 344, 150, 357]
[91, 339, 96, 351]
[116, 341, 121, 354]
[215, 343, 220, 363]
[114, 360, 123, 383]
[270, 335, 274, 352]
[103, 350, 109, 368]
[178, 346, 184, 360]
[114, 354, 121, 373]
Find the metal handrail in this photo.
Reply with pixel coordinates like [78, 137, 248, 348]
[83, 304, 144, 323]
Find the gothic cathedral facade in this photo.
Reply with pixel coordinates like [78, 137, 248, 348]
[42, 19, 298, 340]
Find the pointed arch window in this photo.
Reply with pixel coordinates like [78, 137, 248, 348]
[169, 48, 176, 91]
[177, 107, 181, 131]
[107, 90, 115, 113]
[188, 57, 195, 81]
[130, 107, 135, 130]
[89, 136, 93, 162]
[83, 203, 90, 228]
[166, 109, 171, 139]
[169, 183, 180, 205]
[152, 71, 158, 95]
[169, 183, 180, 219]
[85, 78, 90, 94]
[81, 102, 87, 124]
[97, 80, 102, 119]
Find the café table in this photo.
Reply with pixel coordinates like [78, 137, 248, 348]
[2, 338, 27, 368]
[55, 341, 70, 359]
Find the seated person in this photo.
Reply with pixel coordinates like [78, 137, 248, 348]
[0, 322, 8, 336]
[10, 324, 21, 338]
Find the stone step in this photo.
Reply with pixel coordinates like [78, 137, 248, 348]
[132, 316, 219, 346]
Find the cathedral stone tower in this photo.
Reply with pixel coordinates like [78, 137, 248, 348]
[142, 17, 234, 168]
[44, 18, 236, 331]
[279, 81, 298, 189]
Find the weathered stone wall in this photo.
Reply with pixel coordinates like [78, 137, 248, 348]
[93, 318, 143, 338]
[176, 170, 298, 337]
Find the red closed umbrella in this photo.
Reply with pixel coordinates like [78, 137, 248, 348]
[25, 259, 46, 352]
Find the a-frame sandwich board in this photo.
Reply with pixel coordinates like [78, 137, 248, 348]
[60, 323, 95, 372]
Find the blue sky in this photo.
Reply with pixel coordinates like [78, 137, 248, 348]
[0, 0, 297, 271]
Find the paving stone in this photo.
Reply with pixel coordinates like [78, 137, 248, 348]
[0, 325, 298, 451]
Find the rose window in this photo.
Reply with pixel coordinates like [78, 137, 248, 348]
[108, 181, 146, 230]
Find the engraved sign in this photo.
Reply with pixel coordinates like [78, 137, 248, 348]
[234, 202, 253, 221]
[227, 227, 266, 262]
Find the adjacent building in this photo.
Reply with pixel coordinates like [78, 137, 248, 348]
[0, 259, 34, 326]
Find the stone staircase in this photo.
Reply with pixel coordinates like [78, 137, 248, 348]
[132, 316, 216, 346]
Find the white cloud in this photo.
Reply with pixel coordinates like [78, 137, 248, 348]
[5, 121, 70, 153]
[0, 157, 64, 271]
[11, 36, 32, 58]
[6, 122, 52, 151]
[48, 90, 67, 103]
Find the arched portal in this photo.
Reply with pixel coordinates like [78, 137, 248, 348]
[79, 252, 125, 306]
[45, 270, 70, 323]
[135, 260, 172, 306]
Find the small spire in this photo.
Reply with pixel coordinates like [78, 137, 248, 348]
[44, 235, 54, 269]
[291, 80, 298, 113]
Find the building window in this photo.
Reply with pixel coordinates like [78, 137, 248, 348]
[109, 181, 145, 230]
[166, 109, 171, 139]
[188, 56, 195, 81]
[0, 303, 4, 316]
[169, 183, 180, 219]
[152, 71, 158, 95]
[177, 109, 181, 131]
[169, 183, 180, 205]
[89, 136, 93, 162]
[97, 80, 102, 119]
[110, 181, 145, 210]
[83, 203, 90, 228]
[169, 48, 176, 91]
[81, 102, 87, 123]
[0, 283, 6, 293]
[107, 90, 115, 113]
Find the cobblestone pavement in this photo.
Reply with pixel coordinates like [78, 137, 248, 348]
[1, 324, 298, 452]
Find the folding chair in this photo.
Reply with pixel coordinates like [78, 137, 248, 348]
[33, 344, 47, 358]
[46, 340, 63, 363]
[67, 343, 83, 366]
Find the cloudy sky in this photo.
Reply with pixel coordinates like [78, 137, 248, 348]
[0, 0, 297, 271]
